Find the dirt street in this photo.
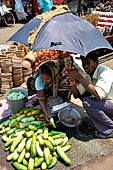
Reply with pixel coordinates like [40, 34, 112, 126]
[0, 23, 113, 170]
[0, 23, 24, 45]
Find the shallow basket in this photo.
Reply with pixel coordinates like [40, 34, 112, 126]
[58, 107, 82, 128]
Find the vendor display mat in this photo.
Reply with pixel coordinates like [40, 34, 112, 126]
[1, 121, 113, 170]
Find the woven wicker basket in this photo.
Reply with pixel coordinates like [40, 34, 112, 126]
[7, 53, 17, 60]
[24, 51, 37, 65]
[23, 68, 32, 76]
[12, 57, 23, 64]
[14, 50, 25, 58]
[22, 60, 32, 70]
[1, 73, 12, 78]
[1, 59, 12, 73]
[14, 79, 23, 87]
[9, 45, 18, 51]
[13, 74, 23, 81]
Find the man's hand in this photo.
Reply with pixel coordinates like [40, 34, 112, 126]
[69, 68, 80, 81]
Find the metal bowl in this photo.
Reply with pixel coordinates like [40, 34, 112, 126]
[58, 107, 82, 128]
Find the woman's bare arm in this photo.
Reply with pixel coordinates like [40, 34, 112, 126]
[37, 90, 51, 122]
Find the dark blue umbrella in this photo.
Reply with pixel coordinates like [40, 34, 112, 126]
[8, 13, 113, 56]
[8, 18, 42, 47]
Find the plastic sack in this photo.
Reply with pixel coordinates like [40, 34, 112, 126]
[0, 6, 4, 16]
[1, 5, 9, 15]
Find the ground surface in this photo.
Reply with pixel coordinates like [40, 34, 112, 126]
[1, 22, 113, 170]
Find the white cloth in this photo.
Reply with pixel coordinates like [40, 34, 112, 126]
[0, 5, 9, 16]
[77, 65, 113, 101]
[14, 0, 27, 20]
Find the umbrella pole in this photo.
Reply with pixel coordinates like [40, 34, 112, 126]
[53, 50, 61, 97]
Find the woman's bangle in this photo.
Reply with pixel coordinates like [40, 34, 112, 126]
[37, 96, 45, 100]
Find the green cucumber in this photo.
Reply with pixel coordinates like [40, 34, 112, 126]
[4, 120, 10, 127]
[26, 138, 32, 152]
[28, 125, 38, 131]
[2, 135, 9, 142]
[37, 128, 43, 134]
[52, 151, 59, 158]
[7, 152, 14, 161]
[43, 140, 53, 150]
[43, 128, 48, 140]
[48, 136, 56, 146]
[17, 149, 25, 163]
[48, 130, 63, 136]
[13, 162, 27, 170]
[60, 136, 68, 147]
[21, 117, 35, 123]
[5, 138, 15, 147]
[17, 138, 27, 153]
[13, 150, 19, 161]
[19, 122, 30, 129]
[50, 118, 56, 128]
[31, 135, 37, 158]
[7, 127, 16, 136]
[36, 141, 43, 157]
[48, 156, 57, 168]
[34, 157, 44, 167]
[25, 130, 34, 138]
[62, 144, 71, 152]
[41, 162, 47, 170]
[52, 133, 66, 139]
[43, 147, 51, 166]
[16, 114, 26, 122]
[23, 158, 28, 166]
[37, 135, 44, 146]
[54, 138, 64, 145]
[28, 157, 34, 170]
[9, 119, 16, 127]
[4, 146, 10, 151]
[10, 134, 23, 153]
[56, 146, 71, 165]
[25, 152, 30, 159]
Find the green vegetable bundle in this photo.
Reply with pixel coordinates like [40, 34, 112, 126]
[7, 91, 25, 100]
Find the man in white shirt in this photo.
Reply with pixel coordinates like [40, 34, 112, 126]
[68, 51, 113, 138]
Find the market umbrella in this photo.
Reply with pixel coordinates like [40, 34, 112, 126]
[8, 12, 113, 56]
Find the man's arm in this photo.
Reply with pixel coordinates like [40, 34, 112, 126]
[78, 75, 100, 99]
[70, 80, 80, 98]
[69, 70, 100, 99]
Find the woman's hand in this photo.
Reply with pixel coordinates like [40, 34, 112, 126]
[45, 113, 51, 123]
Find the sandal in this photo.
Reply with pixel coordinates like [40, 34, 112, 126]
[93, 131, 113, 139]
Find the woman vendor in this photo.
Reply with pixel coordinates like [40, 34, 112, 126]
[27, 60, 72, 123]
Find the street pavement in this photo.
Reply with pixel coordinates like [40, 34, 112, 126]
[0, 23, 113, 170]
[0, 23, 24, 45]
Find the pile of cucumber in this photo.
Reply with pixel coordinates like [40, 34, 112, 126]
[0, 107, 72, 170]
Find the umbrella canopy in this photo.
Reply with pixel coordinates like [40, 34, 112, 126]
[8, 13, 113, 56]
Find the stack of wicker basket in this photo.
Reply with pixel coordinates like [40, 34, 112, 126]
[0, 44, 37, 93]
[22, 51, 37, 82]
[12, 64, 23, 87]
[0, 59, 13, 94]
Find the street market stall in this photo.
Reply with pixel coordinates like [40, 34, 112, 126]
[0, 5, 113, 170]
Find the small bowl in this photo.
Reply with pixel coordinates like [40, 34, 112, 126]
[58, 107, 82, 128]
